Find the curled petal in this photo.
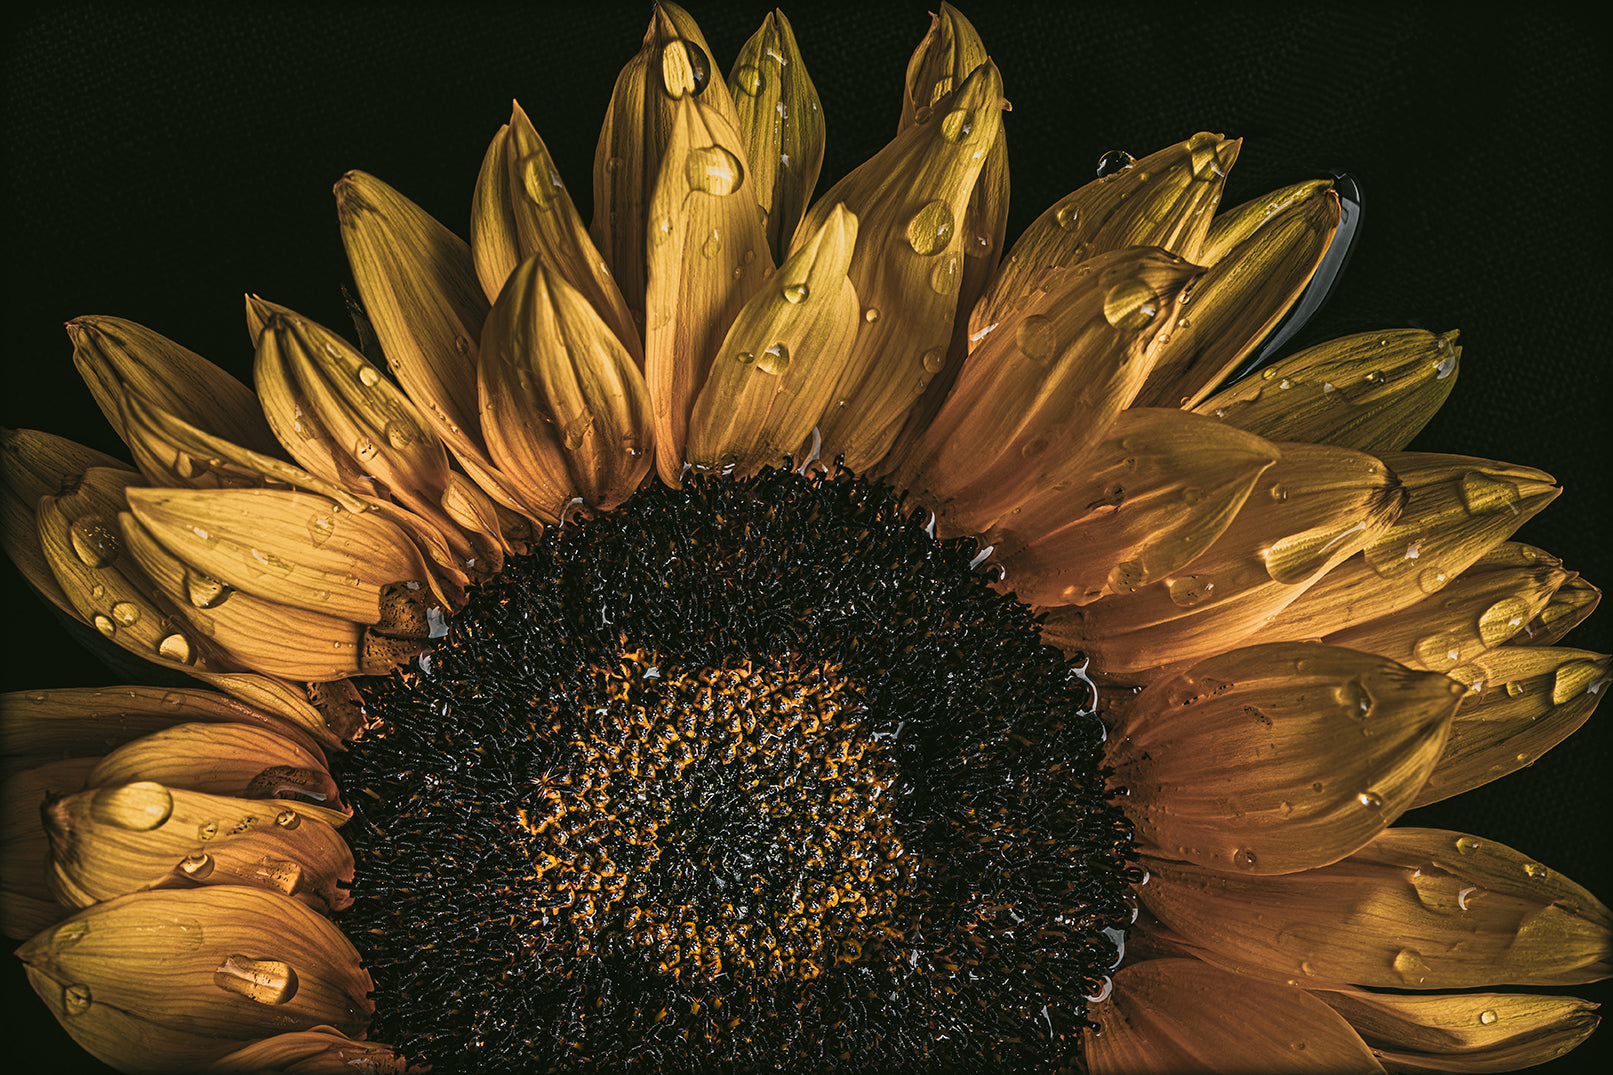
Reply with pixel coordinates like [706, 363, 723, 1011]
[3, 757, 98, 939]
[687, 204, 859, 474]
[1193, 328, 1461, 453]
[1142, 827, 1613, 991]
[1110, 642, 1460, 874]
[731, 8, 825, 262]
[898, 247, 1200, 535]
[1200, 177, 1333, 263]
[989, 407, 1278, 605]
[44, 781, 353, 912]
[1044, 443, 1404, 679]
[1317, 987, 1602, 1073]
[1513, 574, 1600, 647]
[18, 887, 372, 1072]
[1267, 455, 1561, 642]
[1086, 958, 1383, 1074]
[1412, 647, 1610, 808]
[213, 1026, 410, 1074]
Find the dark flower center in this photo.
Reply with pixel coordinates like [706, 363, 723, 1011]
[340, 465, 1137, 1072]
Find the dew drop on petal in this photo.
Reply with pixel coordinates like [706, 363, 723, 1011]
[184, 569, 233, 610]
[1166, 575, 1214, 607]
[358, 366, 380, 387]
[782, 283, 809, 304]
[92, 613, 116, 638]
[1458, 471, 1522, 516]
[1479, 1009, 1499, 1026]
[733, 62, 763, 96]
[1232, 847, 1257, 870]
[1095, 149, 1135, 179]
[939, 109, 974, 142]
[159, 632, 196, 665]
[921, 348, 946, 375]
[178, 852, 214, 878]
[62, 984, 92, 1016]
[659, 39, 711, 99]
[1016, 315, 1057, 362]
[1392, 948, 1431, 985]
[757, 344, 791, 375]
[1054, 203, 1080, 232]
[686, 146, 743, 196]
[70, 517, 120, 567]
[214, 956, 300, 1005]
[862, 307, 880, 323]
[906, 200, 955, 256]
[1102, 279, 1160, 331]
[1455, 835, 1481, 855]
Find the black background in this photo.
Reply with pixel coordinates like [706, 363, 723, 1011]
[3, 2, 1608, 1071]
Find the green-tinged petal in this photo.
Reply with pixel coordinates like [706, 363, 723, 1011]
[1193, 328, 1461, 452]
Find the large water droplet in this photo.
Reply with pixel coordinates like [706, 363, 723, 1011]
[930, 252, 961, 294]
[1479, 1008, 1499, 1026]
[184, 569, 232, 610]
[1016, 315, 1056, 362]
[1167, 575, 1214, 607]
[1102, 279, 1161, 331]
[733, 62, 763, 96]
[214, 956, 300, 1005]
[1054, 203, 1080, 232]
[1095, 150, 1135, 179]
[520, 155, 561, 211]
[686, 146, 743, 196]
[1552, 659, 1607, 705]
[1357, 790, 1383, 809]
[1455, 836, 1481, 855]
[178, 852, 214, 879]
[92, 613, 117, 638]
[110, 601, 141, 627]
[782, 282, 809, 304]
[70, 516, 120, 567]
[701, 228, 723, 258]
[159, 632, 196, 665]
[1414, 630, 1466, 670]
[357, 366, 380, 388]
[756, 343, 791, 375]
[91, 783, 174, 831]
[1459, 471, 1522, 516]
[659, 38, 711, 99]
[62, 983, 92, 1016]
[1393, 947, 1431, 985]
[1232, 847, 1257, 870]
[1336, 676, 1375, 718]
[308, 513, 336, 548]
[921, 348, 946, 375]
[1186, 132, 1228, 179]
[384, 420, 416, 450]
[906, 200, 955, 256]
[1434, 332, 1459, 379]
[939, 109, 974, 142]
[1477, 596, 1530, 647]
[563, 415, 594, 451]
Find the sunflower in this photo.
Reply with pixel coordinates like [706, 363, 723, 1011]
[3, 3, 1610, 1073]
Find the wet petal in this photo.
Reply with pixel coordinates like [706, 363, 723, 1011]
[793, 59, 1006, 472]
[1086, 957, 1383, 1074]
[988, 407, 1278, 605]
[1512, 574, 1600, 647]
[1044, 443, 1404, 680]
[1142, 827, 1613, 990]
[213, 1026, 409, 1074]
[686, 204, 859, 474]
[44, 781, 353, 912]
[1192, 328, 1461, 453]
[897, 248, 1200, 535]
[1412, 647, 1610, 808]
[1317, 988, 1601, 1072]
[2, 757, 97, 939]
[1110, 642, 1459, 874]
[730, 9, 825, 262]
[1267, 455, 1561, 642]
[17, 887, 372, 1072]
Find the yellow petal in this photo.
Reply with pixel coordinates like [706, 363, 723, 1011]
[1317, 987, 1601, 1072]
[730, 9, 825, 262]
[1044, 442, 1404, 679]
[1086, 958, 1384, 1074]
[480, 256, 656, 512]
[642, 91, 773, 485]
[1412, 647, 1610, 808]
[18, 887, 371, 1072]
[897, 247, 1200, 535]
[1131, 178, 1341, 409]
[686, 204, 860, 474]
[1192, 328, 1461, 452]
[793, 59, 1006, 473]
[3, 757, 98, 939]
[1267, 455, 1561, 642]
[213, 1027, 409, 1074]
[1142, 827, 1613, 990]
[1200, 178, 1332, 264]
[988, 407, 1278, 605]
[1514, 573, 1600, 647]
[44, 781, 352, 912]
[592, 1, 743, 326]
[67, 316, 279, 459]
[1110, 642, 1459, 874]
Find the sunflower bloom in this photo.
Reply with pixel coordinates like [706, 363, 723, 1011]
[3, 5, 1608, 1073]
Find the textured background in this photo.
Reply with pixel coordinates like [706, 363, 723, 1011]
[4, 2, 1608, 1071]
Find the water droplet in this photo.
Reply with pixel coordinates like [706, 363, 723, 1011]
[354, 437, 377, 461]
[1167, 575, 1215, 607]
[1357, 790, 1383, 809]
[905, 200, 955, 256]
[1551, 659, 1606, 705]
[782, 282, 809, 304]
[92, 783, 174, 831]
[62, 983, 92, 1016]
[1477, 596, 1530, 646]
[1232, 847, 1257, 870]
[1095, 149, 1135, 179]
[1269, 483, 1289, 501]
[756, 343, 791, 375]
[930, 252, 961, 294]
[357, 366, 380, 387]
[734, 350, 756, 366]
[1019, 436, 1049, 460]
[686, 146, 743, 196]
[862, 307, 880, 323]
[384, 420, 416, 450]
[939, 109, 974, 142]
[562, 415, 594, 451]
[1102, 279, 1160, 331]
[1414, 630, 1466, 670]
[1186, 132, 1228, 178]
[308, 514, 335, 548]
[921, 349, 946, 375]
[214, 956, 300, 1005]
[108, 601, 140, 627]
[1418, 566, 1450, 594]
[1479, 1009, 1499, 1026]
[1337, 676, 1375, 718]
[92, 613, 116, 638]
[659, 38, 711, 99]
[1524, 862, 1548, 879]
[1016, 315, 1057, 361]
[1054, 203, 1080, 232]
[198, 819, 220, 841]
[1459, 471, 1522, 516]
[159, 633, 195, 665]
[1278, 800, 1294, 817]
[733, 62, 763, 96]
[70, 516, 120, 567]
[1434, 333, 1459, 379]
[184, 569, 232, 610]
[520, 155, 561, 211]
[178, 852, 214, 878]
[1455, 836, 1481, 855]
[701, 228, 723, 258]
[1393, 948, 1431, 985]
[275, 809, 301, 830]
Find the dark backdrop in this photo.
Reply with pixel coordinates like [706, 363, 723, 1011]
[4, 3, 1608, 1072]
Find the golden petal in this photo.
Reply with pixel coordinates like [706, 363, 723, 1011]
[793, 59, 1006, 473]
[642, 91, 773, 486]
[1317, 987, 1601, 1072]
[1322, 546, 1570, 675]
[18, 887, 371, 1071]
[1412, 647, 1610, 808]
[686, 204, 860, 474]
[481, 256, 656, 512]
[1131, 179, 1341, 409]
[1192, 328, 1461, 453]
[1, 429, 133, 620]
[730, 9, 826, 262]
[1266, 455, 1561, 642]
[1086, 957, 1384, 1074]
[3, 757, 99, 939]
[439, 469, 515, 573]
[125, 487, 437, 625]
[988, 407, 1278, 605]
[1513, 574, 1600, 647]
[43, 781, 353, 912]
[897, 247, 1200, 535]
[67, 316, 279, 458]
[591, 0, 742, 327]
[1044, 442, 1404, 679]
[1200, 177, 1334, 264]
[1110, 642, 1459, 875]
[1142, 827, 1613, 990]
[212, 1027, 409, 1074]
